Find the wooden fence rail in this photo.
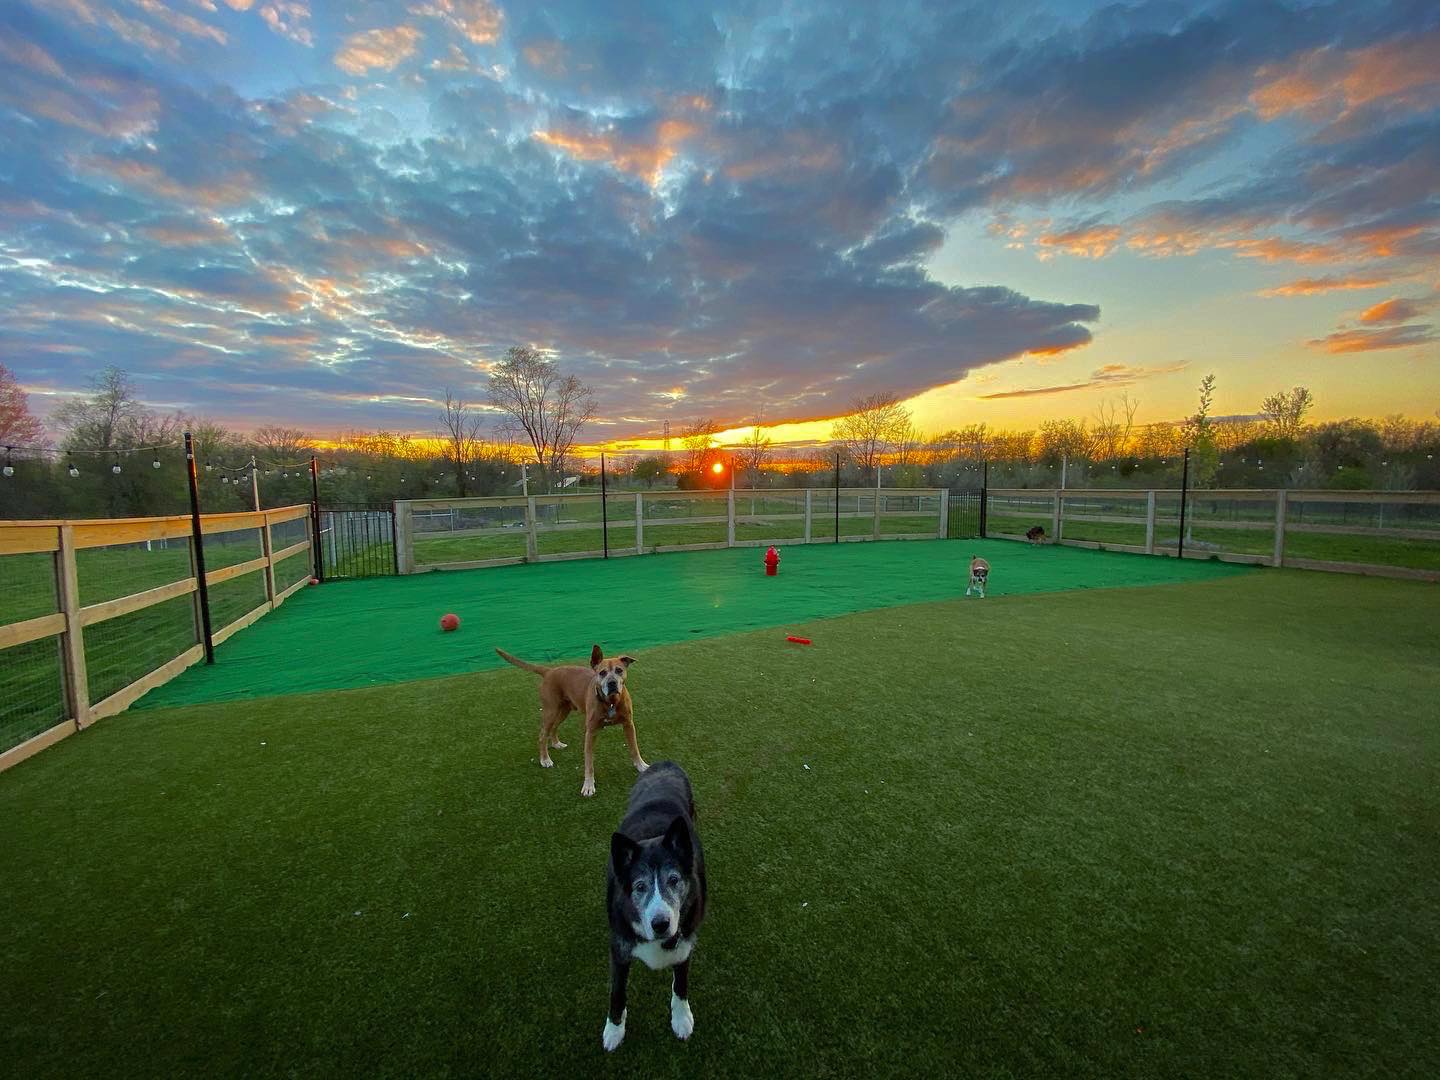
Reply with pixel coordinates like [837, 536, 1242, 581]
[987, 488, 1439, 581]
[0, 504, 313, 773]
[396, 488, 950, 573]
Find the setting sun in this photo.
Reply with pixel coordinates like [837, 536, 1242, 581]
[711, 461, 725, 474]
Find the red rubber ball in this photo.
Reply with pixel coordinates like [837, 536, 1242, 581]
[440, 613, 460, 632]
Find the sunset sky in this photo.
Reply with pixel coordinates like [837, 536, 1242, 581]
[2, 0, 1437, 449]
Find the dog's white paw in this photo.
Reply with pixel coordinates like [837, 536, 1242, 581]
[602, 1010, 626, 1052]
[539, 757, 554, 769]
[580, 777, 596, 797]
[550, 739, 567, 749]
[670, 994, 694, 1040]
[635, 759, 650, 773]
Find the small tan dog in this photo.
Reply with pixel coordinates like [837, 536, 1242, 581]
[966, 555, 990, 598]
[496, 644, 647, 797]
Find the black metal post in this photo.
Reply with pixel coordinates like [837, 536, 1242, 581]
[1177, 447, 1191, 560]
[834, 453, 841, 543]
[309, 454, 324, 582]
[600, 452, 609, 559]
[389, 504, 400, 576]
[979, 460, 989, 538]
[184, 431, 215, 664]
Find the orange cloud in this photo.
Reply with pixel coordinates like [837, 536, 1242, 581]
[1308, 325, 1437, 353]
[410, 0, 502, 45]
[1036, 222, 1121, 260]
[533, 119, 698, 185]
[1358, 298, 1425, 325]
[1252, 28, 1440, 122]
[1259, 275, 1389, 296]
[334, 26, 421, 76]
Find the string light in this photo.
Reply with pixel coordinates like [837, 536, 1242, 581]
[111, 453, 122, 475]
[69, 455, 80, 478]
[152, 458, 161, 469]
[2, 447, 13, 478]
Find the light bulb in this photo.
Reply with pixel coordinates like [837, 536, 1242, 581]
[2, 464, 12, 477]
[112, 464, 122, 475]
[152, 459, 161, 469]
[69, 465, 80, 478]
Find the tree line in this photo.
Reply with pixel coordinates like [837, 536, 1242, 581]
[3, 360, 1437, 522]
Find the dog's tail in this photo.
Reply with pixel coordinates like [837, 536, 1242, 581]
[495, 648, 551, 676]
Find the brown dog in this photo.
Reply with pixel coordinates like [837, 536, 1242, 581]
[496, 644, 647, 797]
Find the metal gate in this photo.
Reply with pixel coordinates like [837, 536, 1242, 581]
[319, 507, 397, 579]
[947, 489, 982, 538]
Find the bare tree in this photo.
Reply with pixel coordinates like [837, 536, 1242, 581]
[52, 366, 149, 450]
[892, 418, 923, 467]
[487, 346, 596, 491]
[0, 362, 45, 445]
[1092, 393, 1139, 460]
[437, 389, 487, 496]
[830, 392, 911, 480]
[736, 424, 773, 485]
[252, 425, 316, 462]
[1260, 386, 1315, 440]
[680, 418, 722, 474]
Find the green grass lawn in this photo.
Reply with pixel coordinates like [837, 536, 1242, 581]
[3, 570, 1438, 1078]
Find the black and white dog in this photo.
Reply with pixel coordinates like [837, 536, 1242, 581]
[603, 761, 707, 1052]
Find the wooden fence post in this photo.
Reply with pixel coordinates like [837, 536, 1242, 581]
[1145, 491, 1156, 554]
[1273, 489, 1288, 567]
[938, 489, 949, 538]
[635, 493, 644, 554]
[56, 525, 91, 730]
[261, 511, 277, 608]
[394, 501, 415, 574]
[726, 489, 736, 546]
[525, 495, 539, 561]
[804, 489, 813, 543]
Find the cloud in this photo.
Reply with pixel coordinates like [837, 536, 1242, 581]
[3, 0, 1437, 438]
[1036, 220, 1122, 260]
[1358, 298, 1426, 325]
[258, 2, 312, 47]
[410, 0, 502, 46]
[1259, 275, 1390, 297]
[976, 363, 1187, 400]
[334, 25, 421, 75]
[1308, 325, 1437, 353]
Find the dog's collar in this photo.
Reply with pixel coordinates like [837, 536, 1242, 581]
[597, 685, 617, 719]
[660, 932, 682, 951]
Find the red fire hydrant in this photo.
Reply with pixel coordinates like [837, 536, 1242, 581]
[764, 546, 780, 576]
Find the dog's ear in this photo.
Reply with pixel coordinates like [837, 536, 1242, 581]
[662, 815, 693, 870]
[611, 832, 640, 875]
[590, 644, 604, 669]
[618, 655, 636, 668]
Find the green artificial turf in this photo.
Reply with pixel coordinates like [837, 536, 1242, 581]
[137, 539, 1249, 708]
[2, 570, 1438, 1078]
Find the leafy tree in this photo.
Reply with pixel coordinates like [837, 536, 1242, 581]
[631, 456, 669, 488]
[0, 363, 45, 446]
[1260, 386, 1314, 439]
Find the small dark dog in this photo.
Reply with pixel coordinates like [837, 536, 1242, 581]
[603, 762, 707, 1052]
[1026, 525, 1047, 544]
